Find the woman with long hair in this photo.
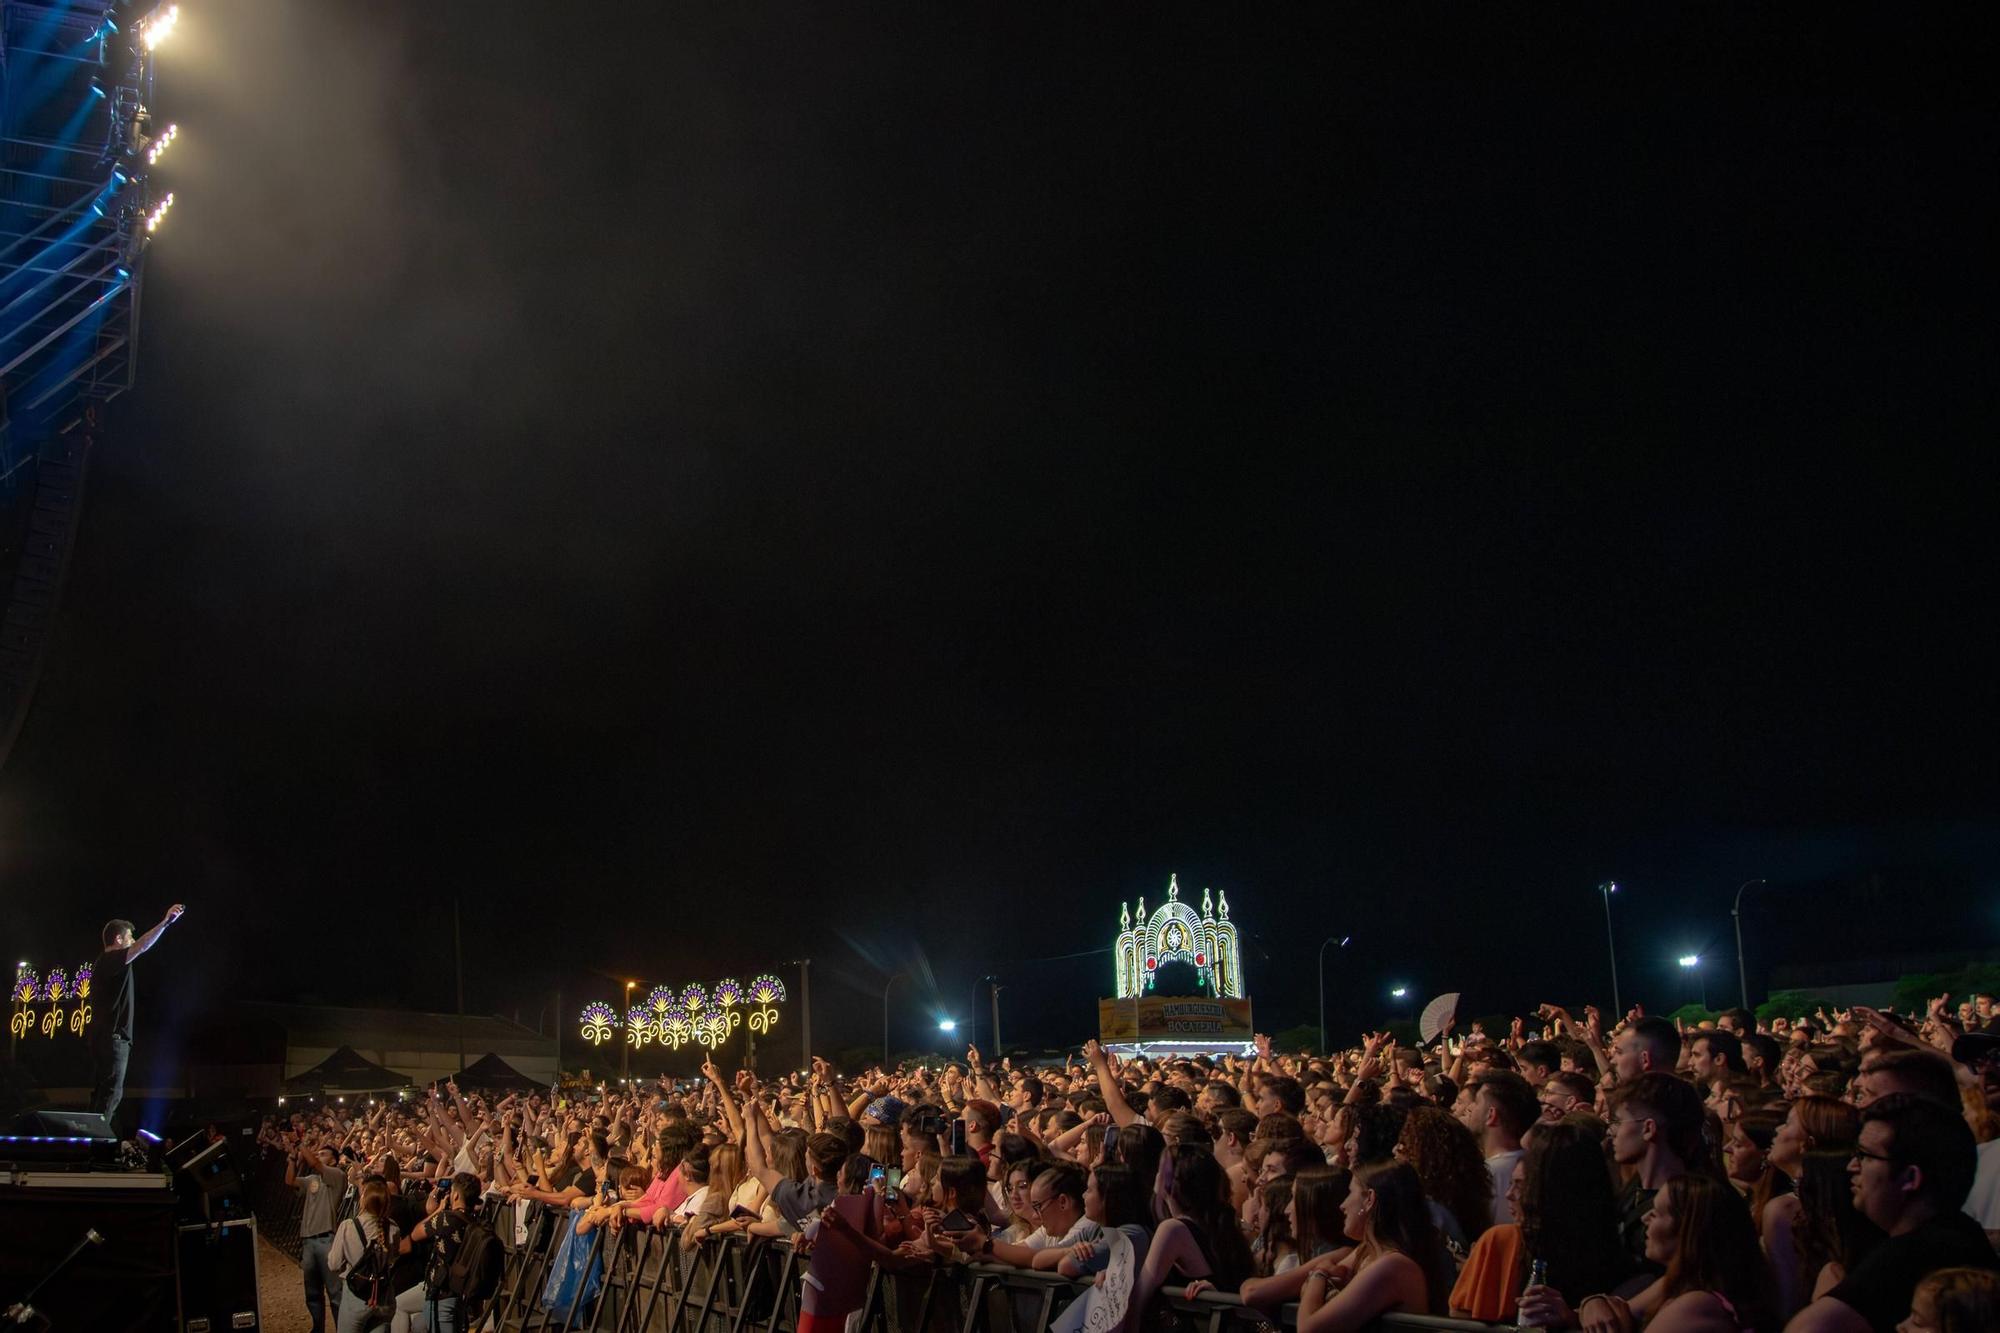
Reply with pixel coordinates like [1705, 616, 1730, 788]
[1609, 1174, 1774, 1332]
[1251, 1178, 1298, 1275]
[1129, 1144, 1256, 1316]
[1762, 1095, 1862, 1319]
[1238, 1164, 1351, 1310]
[1494, 1121, 1633, 1326]
[1297, 1161, 1447, 1333]
[1395, 1106, 1491, 1251]
[1724, 1109, 1788, 1230]
[329, 1176, 402, 1333]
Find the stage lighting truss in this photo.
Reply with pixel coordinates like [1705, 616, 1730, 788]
[0, 0, 170, 422]
[138, 4, 179, 53]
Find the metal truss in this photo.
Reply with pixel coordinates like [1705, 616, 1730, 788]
[0, 2, 166, 431]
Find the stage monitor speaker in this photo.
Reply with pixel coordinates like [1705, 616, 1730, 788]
[175, 1219, 260, 1332]
[3, 1108, 120, 1165]
[170, 1136, 246, 1221]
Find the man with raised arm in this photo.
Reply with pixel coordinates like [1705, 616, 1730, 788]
[90, 903, 186, 1125]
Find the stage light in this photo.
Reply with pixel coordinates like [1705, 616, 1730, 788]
[140, 4, 180, 52]
[145, 191, 174, 231]
[136, 1127, 162, 1144]
[146, 124, 178, 165]
[277, 1097, 286, 1105]
[115, 266, 131, 280]
[89, 77, 107, 99]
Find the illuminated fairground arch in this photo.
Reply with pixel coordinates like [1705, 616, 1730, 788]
[1113, 873, 1243, 999]
[1101, 874, 1253, 1054]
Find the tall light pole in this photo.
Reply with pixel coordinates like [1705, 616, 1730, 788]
[882, 971, 907, 1069]
[1731, 879, 1766, 1010]
[622, 979, 637, 1081]
[1679, 954, 1706, 1009]
[796, 958, 813, 1071]
[989, 979, 1003, 1059]
[1598, 882, 1621, 1017]
[1317, 935, 1351, 1055]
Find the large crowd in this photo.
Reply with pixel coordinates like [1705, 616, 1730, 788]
[257, 993, 2000, 1333]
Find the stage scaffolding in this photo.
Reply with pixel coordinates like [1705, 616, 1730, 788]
[0, 1, 166, 433]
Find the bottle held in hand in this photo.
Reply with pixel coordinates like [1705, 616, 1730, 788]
[1517, 1258, 1550, 1328]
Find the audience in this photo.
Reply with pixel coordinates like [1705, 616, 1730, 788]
[253, 983, 2000, 1333]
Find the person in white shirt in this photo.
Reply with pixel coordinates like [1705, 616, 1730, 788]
[976, 1165, 1101, 1269]
[1455, 1070, 1533, 1227]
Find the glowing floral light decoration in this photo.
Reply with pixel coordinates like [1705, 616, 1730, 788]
[69, 1002, 90, 1036]
[626, 1004, 655, 1047]
[73, 961, 91, 1000]
[10, 966, 35, 1005]
[695, 1005, 731, 1050]
[714, 978, 744, 1036]
[7, 1008, 27, 1039]
[680, 982, 708, 1017]
[658, 1003, 693, 1050]
[579, 1001, 617, 1046]
[42, 967, 66, 1002]
[747, 974, 786, 1035]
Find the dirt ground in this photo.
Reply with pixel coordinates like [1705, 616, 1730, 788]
[255, 1233, 317, 1333]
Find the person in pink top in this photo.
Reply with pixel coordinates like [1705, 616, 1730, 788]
[612, 1121, 700, 1226]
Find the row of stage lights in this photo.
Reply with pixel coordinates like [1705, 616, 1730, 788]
[144, 191, 173, 232]
[146, 122, 178, 166]
[139, 4, 180, 52]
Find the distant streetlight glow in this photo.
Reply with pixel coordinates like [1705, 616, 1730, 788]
[1678, 955, 1700, 968]
[1390, 986, 1408, 999]
[938, 1018, 956, 1032]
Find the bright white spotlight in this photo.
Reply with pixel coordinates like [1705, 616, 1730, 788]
[937, 1019, 956, 1032]
[1678, 955, 1700, 968]
[140, 4, 180, 52]
[146, 124, 178, 165]
[144, 191, 174, 231]
[1390, 986, 1409, 999]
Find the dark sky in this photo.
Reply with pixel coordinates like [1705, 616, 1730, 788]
[2, 4, 1996, 1061]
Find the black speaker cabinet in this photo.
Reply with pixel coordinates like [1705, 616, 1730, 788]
[174, 1218, 260, 1332]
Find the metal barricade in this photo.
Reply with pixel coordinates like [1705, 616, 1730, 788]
[478, 1224, 1515, 1333]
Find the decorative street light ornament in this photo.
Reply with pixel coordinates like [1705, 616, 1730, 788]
[9, 961, 93, 1040]
[747, 974, 786, 1034]
[625, 1004, 655, 1046]
[579, 1001, 617, 1046]
[680, 983, 708, 1015]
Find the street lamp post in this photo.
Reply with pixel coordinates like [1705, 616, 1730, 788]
[1731, 879, 1767, 1010]
[882, 971, 907, 1068]
[622, 979, 637, 1081]
[1317, 935, 1351, 1055]
[1679, 955, 1706, 1009]
[1598, 882, 1621, 1017]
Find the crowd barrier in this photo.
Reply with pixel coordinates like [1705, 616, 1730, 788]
[246, 1151, 1511, 1333]
[468, 1197, 1515, 1333]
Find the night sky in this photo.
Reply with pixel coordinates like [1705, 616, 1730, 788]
[2, 5, 1995, 1063]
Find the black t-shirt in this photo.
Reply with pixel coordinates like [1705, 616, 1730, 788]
[424, 1208, 471, 1295]
[1825, 1209, 2000, 1332]
[572, 1167, 598, 1200]
[389, 1194, 429, 1291]
[94, 949, 133, 1043]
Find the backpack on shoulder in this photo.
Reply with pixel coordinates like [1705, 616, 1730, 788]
[341, 1216, 396, 1312]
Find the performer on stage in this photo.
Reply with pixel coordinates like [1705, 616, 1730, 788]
[90, 904, 185, 1125]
